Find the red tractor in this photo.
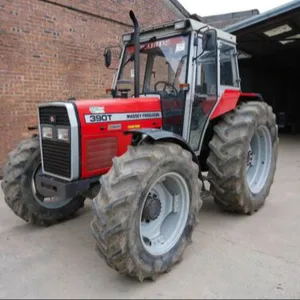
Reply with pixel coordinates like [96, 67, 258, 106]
[1, 11, 278, 281]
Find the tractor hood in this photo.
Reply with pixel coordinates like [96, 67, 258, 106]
[74, 96, 162, 133]
[73, 96, 163, 178]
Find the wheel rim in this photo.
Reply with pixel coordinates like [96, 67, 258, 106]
[31, 164, 74, 209]
[139, 172, 190, 256]
[246, 125, 272, 195]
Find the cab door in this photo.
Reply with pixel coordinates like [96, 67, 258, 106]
[188, 36, 218, 153]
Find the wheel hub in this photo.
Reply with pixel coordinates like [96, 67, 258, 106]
[140, 172, 190, 256]
[247, 149, 253, 167]
[142, 193, 161, 221]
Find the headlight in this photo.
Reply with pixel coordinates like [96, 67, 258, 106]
[57, 128, 69, 142]
[42, 127, 53, 139]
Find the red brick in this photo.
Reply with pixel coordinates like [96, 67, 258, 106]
[0, 0, 184, 177]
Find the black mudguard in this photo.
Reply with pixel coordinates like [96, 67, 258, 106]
[238, 93, 264, 103]
[125, 128, 200, 167]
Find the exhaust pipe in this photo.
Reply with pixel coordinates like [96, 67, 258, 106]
[129, 10, 140, 98]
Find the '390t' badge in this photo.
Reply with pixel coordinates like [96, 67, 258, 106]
[89, 106, 105, 114]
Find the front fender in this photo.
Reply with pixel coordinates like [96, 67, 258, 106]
[124, 128, 199, 167]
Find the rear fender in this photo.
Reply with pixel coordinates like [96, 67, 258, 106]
[210, 90, 264, 120]
[238, 92, 264, 103]
[125, 129, 199, 167]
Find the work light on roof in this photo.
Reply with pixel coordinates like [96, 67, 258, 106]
[123, 33, 132, 42]
[174, 20, 188, 30]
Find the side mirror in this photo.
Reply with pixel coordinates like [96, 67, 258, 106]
[104, 48, 112, 68]
[103, 46, 122, 69]
[202, 29, 217, 52]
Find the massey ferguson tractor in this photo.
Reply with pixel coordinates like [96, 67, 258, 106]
[1, 11, 278, 281]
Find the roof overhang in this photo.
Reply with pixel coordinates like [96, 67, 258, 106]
[223, 1, 300, 56]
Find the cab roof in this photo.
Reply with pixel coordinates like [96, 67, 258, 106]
[122, 18, 236, 45]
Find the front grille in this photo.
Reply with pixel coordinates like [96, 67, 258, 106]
[41, 139, 71, 178]
[39, 106, 70, 126]
[39, 105, 72, 179]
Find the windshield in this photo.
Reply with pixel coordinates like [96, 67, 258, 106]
[118, 34, 190, 96]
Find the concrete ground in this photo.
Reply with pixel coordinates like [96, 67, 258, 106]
[1, 134, 300, 299]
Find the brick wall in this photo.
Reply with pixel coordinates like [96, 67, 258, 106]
[0, 0, 184, 177]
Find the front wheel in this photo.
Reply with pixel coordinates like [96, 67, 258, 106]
[1, 136, 85, 226]
[207, 101, 278, 214]
[90, 142, 202, 281]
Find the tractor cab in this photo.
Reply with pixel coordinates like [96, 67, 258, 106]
[104, 16, 240, 153]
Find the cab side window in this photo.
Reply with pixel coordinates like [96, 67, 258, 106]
[219, 42, 239, 87]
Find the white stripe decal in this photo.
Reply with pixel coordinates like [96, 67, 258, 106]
[84, 111, 162, 123]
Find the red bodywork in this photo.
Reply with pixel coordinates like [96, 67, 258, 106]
[74, 90, 260, 179]
[200, 89, 260, 119]
[75, 97, 162, 179]
[210, 90, 260, 119]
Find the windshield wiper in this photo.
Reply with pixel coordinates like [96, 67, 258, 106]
[123, 36, 157, 67]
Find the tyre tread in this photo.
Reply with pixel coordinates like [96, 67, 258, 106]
[1, 137, 85, 226]
[207, 101, 278, 214]
[91, 142, 202, 281]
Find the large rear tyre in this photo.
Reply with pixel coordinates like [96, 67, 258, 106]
[207, 101, 278, 214]
[91, 142, 202, 281]
[1, 136, 85, 226]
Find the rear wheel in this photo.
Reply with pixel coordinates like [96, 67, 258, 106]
[1, 136, 85, 226]
[90, 142, 202, 281]
[207, 101, 278, 214]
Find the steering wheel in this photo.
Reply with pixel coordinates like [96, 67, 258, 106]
[154, 81, 178, 96]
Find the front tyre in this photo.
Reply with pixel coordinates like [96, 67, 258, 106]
[1, 136, 85, 226]
[207, 101, 278, 214]
[91, 142, 202, 281]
